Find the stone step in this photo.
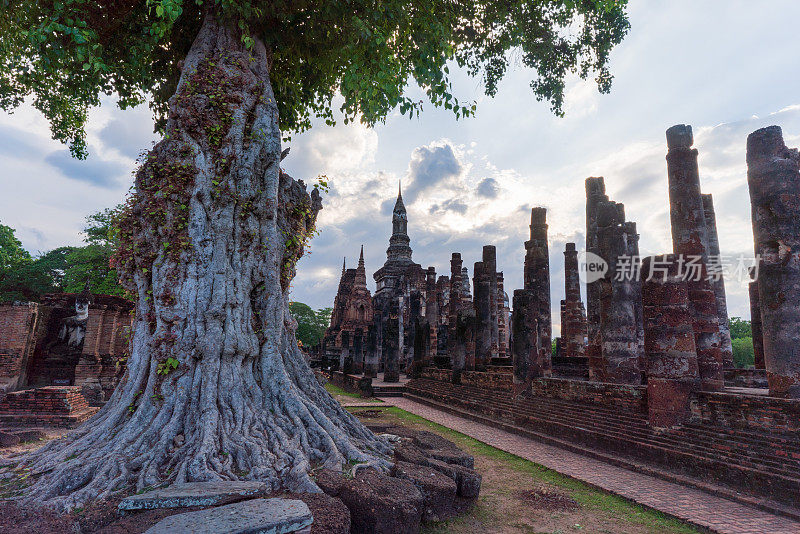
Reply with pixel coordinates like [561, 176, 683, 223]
[404, 380, 800, 505]
[409, 383, 800, 475]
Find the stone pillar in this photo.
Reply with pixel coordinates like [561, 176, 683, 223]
[461, 267, 471, 301]
[353, 328, 364, 374]
[448, 253, 466, 381]
[585, 177, 609, 371]
[702, 194, 734, 369]
[747, 126, 800, 397]
[340, 331, 352, 374]
[595, 201, 641, 384]
[511, 289, 540, 386]
[749, 267, 765, 370]
[666, 124, 724, 391]
[497, 272, 509, 358]
[484, 245, 500, 363]
[364, 323, 378, 378]
[473, 260, 491, 369]
[425, 267, 438, 365]
[642, 255, 700, 429]
[524, 207, 552, 376]
[382, 300, 400, 382]
[563, 243, 588, 358]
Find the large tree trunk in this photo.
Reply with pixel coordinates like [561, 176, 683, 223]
[14, 13, 390, 510]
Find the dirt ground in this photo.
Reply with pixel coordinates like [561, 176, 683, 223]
[350, 406, 701, 534]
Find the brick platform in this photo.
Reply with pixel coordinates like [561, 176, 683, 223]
[404, 378, 800, 508]
[0, 386, 98, 427]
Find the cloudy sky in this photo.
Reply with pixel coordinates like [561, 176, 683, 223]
[2, 1, 799, 335]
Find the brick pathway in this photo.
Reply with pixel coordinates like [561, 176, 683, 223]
[381, 396, 800, 534]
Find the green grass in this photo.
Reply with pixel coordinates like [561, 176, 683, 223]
[324, 382, 380, 401]
[351, 406, 700, 534]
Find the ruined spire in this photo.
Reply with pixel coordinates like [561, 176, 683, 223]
[341, 257, 346, 275]
[358, 245, 365, 267]
[387, 181, 413, 263]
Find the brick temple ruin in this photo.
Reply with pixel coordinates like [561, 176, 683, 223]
[321, 124, 800, 509]
[0, 287, 132, 426]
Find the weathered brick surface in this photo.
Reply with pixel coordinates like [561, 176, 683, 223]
[692, 390, 800, 433]
[420, 368, 453, 383]
[0, 386, 97, 427]
[460, 368, 512, 392]
[528, 377, 647, 413]
[329, 371, 373, 397]
[0, 302, 39, 394]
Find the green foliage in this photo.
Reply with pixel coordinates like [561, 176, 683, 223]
[729, 317, 752, 340]
[0, 0, 629, 157]
[0, 223, 30, 271]
[156, 356, 180, 375]
[732, 337, 755, 369]
[289, 302, 331, 347]
[0, 208, 126, 302]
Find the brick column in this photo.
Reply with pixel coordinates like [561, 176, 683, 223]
[425, 266, 438, 366]
[747, 125, 800, 397]
[642, 255, 700, 429]
[749, 271, 765, 370]
[666, 124, 723, 391]
[594, 201, 641, 384]
[473, 259, 491, 369]
[512, 289, 540, 387]
[563, 243, 587, 358]
[524, 208, 552, 376]
[701, 194, 734, 369]
[382, 301, 400, 382]
[448, 253, 465, 382]
[585, 177, 609, 372]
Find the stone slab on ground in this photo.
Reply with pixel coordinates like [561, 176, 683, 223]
[119, 481, 268, 511]
[144, 498, 313, 534]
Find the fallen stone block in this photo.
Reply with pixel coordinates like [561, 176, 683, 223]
[144, 497, 313, 534]
[426, 448, 474, 468]
[391, 461, 458, 522]
[0, 431, 20, 448]
[318, 467, 423, 534]
[119, 481, 268, 511]
[425, 458, 482, 498]
[410, 430, 461, 452]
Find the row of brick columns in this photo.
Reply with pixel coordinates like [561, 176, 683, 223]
[508, 123, 800, 428]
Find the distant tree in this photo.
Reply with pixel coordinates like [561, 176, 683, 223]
[0, 223, 30, 271]
[62, 206, 125, 297]
[732, 337, 755, 368]
[729, 317, 752, 340]
[289, 302, 331, 348]
[0, 223, 34, 301]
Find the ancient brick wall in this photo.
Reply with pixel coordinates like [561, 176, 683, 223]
[529, 377, 648, 414]
[420, 367, 453, 383]
[460, 368, 513, 392]
[0, 302, 39, 395]
[0, 386, 97, 427]
[691, 391, 800, 433]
